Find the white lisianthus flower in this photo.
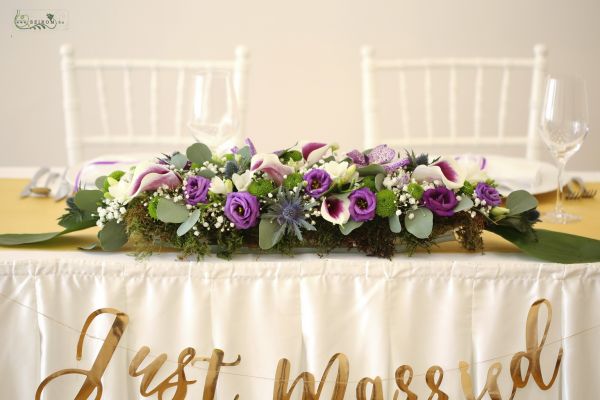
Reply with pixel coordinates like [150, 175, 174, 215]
[232, 170, 254, 192]
[454, 154, 489, 183]
[209, 176, 233, 194]
[321, 161, 358, 184]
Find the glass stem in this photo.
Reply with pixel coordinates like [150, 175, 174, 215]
[555, 157, 567, 217]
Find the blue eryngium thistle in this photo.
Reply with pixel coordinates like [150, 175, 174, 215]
[263, 187, 316, 244]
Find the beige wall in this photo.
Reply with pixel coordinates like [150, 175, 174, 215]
[1, 0, 599, 170]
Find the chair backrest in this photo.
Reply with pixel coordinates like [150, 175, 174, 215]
[361, 45, 548, 160]
[60, 44, 249, 166]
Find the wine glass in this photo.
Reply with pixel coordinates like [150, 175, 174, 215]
[187, 70, 241, 153]
[539, 75, 589, 223]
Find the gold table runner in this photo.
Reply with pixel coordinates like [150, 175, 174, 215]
[1, 178, 599, 254]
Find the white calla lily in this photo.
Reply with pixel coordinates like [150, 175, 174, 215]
[250, 153, 294, 184]
[412, 158, 465, 189]
[321, 194, 350, 225]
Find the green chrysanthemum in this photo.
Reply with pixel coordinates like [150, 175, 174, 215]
[361, 176, 377, 192]
[248, 179, 276, 197]
[376, 189, 397, 217]
[407, 183, 424, 200]
[283, 173, 304, 190]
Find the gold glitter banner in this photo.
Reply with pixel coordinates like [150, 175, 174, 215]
[34, 299, 562, 399]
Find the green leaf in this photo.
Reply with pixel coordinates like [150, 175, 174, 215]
[0, 219, 97, 246]
[259, 218, 279, 250]
[74, 190, 104, 212]
[405, 208, 433, 239]
[374, 173, 385, 191]
[176, 209, 201, 236]
[95, 176, 107, 190]
[454, 197, 474, 213]
[388, 214, 402, 233]
[487, 226, 600, 264]
[186, 143, 212, 165]
[237, 146, 251, 161]
[0, 231, 65, 246]
[58, 197, 96, 230]
[357, 165, 386, 176]
[98, 221, 128, 251]
[197, 169, 216, 178]
[171, 153, 189, 169]
[156, 198, 189, 223]
[506, 190, 538, 216]
[339, 220, 363, 235]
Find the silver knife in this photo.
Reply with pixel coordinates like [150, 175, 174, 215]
[20, 167, 50, 198]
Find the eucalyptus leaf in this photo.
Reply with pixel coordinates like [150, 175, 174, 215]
[506, 190, 538, 216]
[339, 220, 363, 235]
[487, 226, 600, 264]
[259, 218, 279, 250]
[374, 173, 385, 191]
[237, 146, 251, 161]
[74, 190, 104, 212]
[186, 143, 212, 165]
[176, 209, 201, 237]
[197, 169, 216, 178]
[454, 197, 474, 213]
[95, 176, 107, 190]
[405, 208, 433, 239]
[171, 153, 189, 169]
[357, 164, 386, 176]
[98, 221, 128, 251]
[156, 198, 189, 224]
[388, 214, 402, 233]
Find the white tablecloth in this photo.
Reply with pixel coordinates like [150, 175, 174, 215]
[1, 251, 599, 399]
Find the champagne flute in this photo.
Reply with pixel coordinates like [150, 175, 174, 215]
[187, 70, 241, 153]
[539, 75, 589, 223]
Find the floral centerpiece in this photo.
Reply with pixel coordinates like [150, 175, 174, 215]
[2, 139, 600, 263]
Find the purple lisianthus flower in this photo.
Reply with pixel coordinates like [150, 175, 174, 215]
[224, 192, 260, 229]
[475, 182, 501, 206]
[422, 187, 458, 217]
[185, 176, 211, 205]
[348, 187, 376, 222]
[303, 169, 332, 198]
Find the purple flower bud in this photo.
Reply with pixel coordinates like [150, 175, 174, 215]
[422, 187, 458, 217]
[224, 192, 260, 229]
[475, 182, 501, 206]
[185, 176, 211, 205]
[303, 169, 332, 198]
[348, 187, 376, 222]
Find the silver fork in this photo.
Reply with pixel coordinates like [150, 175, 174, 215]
[565, 180, 582, 200]
[572, 176, 597, 199]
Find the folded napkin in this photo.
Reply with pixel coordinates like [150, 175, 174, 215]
[484, 156, 542, 192]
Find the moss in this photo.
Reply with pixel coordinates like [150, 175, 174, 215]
[376, 189, 397, 217]
[248, 179, 276, 196]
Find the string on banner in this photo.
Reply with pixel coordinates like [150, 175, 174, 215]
[0, 288, 597, 385]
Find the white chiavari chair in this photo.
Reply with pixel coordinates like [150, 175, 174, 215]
[361, 44, 548, 160]
[59, 44, 249, 166]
